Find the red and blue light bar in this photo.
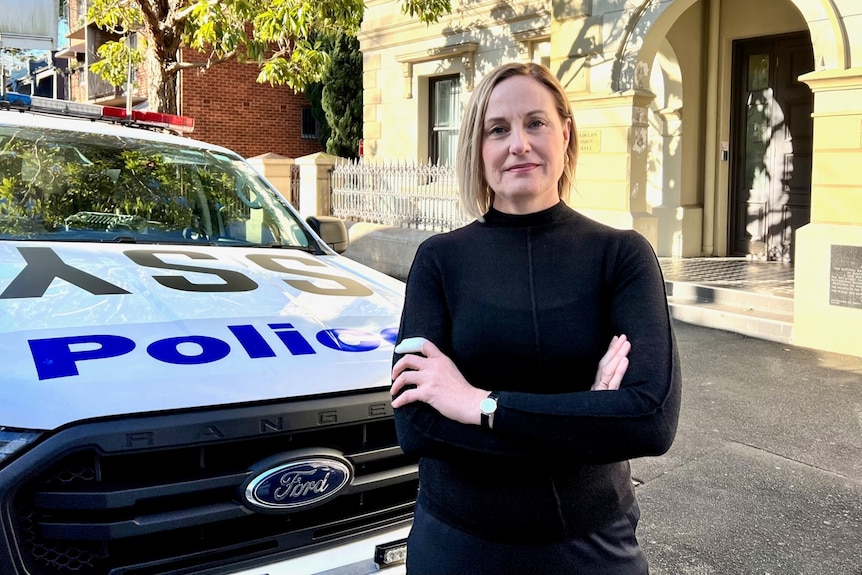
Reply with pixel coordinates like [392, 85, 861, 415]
[0, 92, 195, 134]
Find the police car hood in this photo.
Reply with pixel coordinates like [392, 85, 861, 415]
[0, 242, 405, 430]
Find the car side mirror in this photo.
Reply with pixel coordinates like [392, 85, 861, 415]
[306, 216, 349, 253]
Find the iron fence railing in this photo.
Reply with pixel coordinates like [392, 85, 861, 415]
[290, 163, 300, 209]
[330, 158, 468, 232]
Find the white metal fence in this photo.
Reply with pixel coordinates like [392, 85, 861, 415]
[330, 158, 469, 232]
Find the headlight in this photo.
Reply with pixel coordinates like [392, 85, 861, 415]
[0, 428, 42, 464]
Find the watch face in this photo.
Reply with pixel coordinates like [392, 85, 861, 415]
[480, 397, 497, 415]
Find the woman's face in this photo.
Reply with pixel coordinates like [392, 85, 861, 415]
[481, 75, 571, 215]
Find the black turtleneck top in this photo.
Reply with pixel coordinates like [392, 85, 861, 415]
[393, 201, 681, 542]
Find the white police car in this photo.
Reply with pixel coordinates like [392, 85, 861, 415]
[0, 94, 412, 575]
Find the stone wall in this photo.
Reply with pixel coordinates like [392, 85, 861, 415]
[342, 221, 438, 281]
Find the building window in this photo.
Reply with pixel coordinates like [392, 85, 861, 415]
[429, 75, 461, 166]
[301, 107, 319, 139]
[514, 32, 551, 68]
[532, 40, 551, 68]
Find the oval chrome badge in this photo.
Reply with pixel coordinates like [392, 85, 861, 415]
[244, 455, 352, 511]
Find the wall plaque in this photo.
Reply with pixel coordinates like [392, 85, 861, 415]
[578, 129, 601, 153]
[829, 244, 862, 310]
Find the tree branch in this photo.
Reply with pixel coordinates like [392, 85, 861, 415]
[170, 49, 239, 73]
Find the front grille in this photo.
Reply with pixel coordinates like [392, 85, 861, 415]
[7, 391, 418, 575]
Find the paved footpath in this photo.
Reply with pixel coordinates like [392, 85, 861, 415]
[632, 320, 862, 575]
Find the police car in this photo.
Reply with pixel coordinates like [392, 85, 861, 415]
[0, 94, 413, 575]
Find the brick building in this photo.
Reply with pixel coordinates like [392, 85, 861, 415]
[180, 52, 322, 159]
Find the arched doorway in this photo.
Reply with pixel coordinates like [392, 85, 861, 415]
[609, 0, 818, 260]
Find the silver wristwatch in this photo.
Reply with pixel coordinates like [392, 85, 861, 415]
[480, 392, 499, 429]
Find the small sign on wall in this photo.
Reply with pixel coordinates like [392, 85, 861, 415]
[578, 129, 601, 153]
[829, 244, 862, 309]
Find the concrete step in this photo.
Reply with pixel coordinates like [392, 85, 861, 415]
[665, 281, 794, 344]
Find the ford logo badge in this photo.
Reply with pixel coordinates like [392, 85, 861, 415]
[243, 452, 352, 512]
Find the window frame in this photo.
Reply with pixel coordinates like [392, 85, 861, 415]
[301, 107, 319, 140]
[428, 74, 461, 166]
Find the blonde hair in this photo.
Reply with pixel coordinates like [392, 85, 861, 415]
[456, 62, 578, 221]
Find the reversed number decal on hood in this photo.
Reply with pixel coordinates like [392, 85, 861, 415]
[0, 246, 373, 298]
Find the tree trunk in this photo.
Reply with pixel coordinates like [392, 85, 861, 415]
[145, 41, 179, 115]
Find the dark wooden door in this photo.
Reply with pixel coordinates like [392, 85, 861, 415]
[729, 32, 813, 262]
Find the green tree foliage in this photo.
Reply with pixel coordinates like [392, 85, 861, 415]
[320, 32, 362, 158]
[86, 0, 451, 115]
[304, 81, 332, 152]
[89, 37, 146, 88]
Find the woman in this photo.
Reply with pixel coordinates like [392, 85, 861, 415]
[390, 62, 681, 574]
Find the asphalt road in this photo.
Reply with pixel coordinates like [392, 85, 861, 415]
[632, 321, 862, 575]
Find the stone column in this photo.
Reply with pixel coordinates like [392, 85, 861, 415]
[295, 152, 338, 219]
[793, 69, 862, 357]
[568, 92, 657, 250]
[246, 153, 295, 204]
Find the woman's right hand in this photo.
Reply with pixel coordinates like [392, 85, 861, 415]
[391, 339, 490, 425]
[591, 334, 631, 391]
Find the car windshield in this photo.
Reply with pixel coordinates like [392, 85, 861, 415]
[0, 124, 315, 249]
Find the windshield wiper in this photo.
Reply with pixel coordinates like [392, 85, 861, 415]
[102, 235, 138, 243]
[100, 236, 220, 246]
[255, 241, 316, 252]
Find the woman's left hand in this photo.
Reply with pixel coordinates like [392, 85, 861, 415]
[591, 334, 631, 391]
[391, 339, 489, 425]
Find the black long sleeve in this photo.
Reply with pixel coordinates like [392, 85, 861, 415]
[393, 201, 682, 540]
